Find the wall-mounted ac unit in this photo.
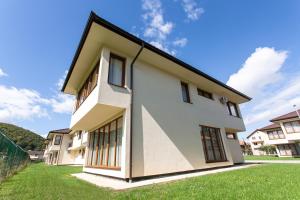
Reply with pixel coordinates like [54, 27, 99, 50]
[219, 96, 228, 104]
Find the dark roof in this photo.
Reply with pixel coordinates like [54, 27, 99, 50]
[49, 128, 70, 134]
[246, 123, 281, 138]
[270, 109, 300, 122]
[61, 11, 251, 101]
[259, 123, 281, 130]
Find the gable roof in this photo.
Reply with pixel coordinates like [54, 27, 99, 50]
[61, 11, 251, 102]
[270, 109, 300, 122]
[246, 123, 281, 138]
[47, 128, 70, 139]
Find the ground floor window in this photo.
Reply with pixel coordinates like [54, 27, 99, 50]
[86, 116, 123, 169]
[200, 126, 227, 163]
[277, 144, 299, 156]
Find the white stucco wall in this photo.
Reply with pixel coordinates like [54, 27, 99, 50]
[131, 60, 246, 177]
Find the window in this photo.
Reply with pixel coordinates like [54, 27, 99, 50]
[75, 60, 99, 110]
[200, 126, 226, 163]
[181, 82, 191, 103]
[197, 88, 213, 100]
[277, 144, 299, 156]
[267, 130, 285, 140]
[78, 131, 82, 139]
[86, 116, 123, 169]
[108, 53, 126, 87]
[283, 121, 300, 133]
[53, 135, 62, 145]
[227, 101, 240, 117]
[226, 132, 237, 140]
[252, 136, 256, 140]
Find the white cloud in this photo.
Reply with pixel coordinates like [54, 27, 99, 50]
[0, 85, 49, 122]
[227, 47, 288, 97]
[49, 93, 74, 114]
[181, 0, 204, 21]
[0, 68, 8, 77]
[56, 70, 68, 89]
[173, 38, 188, 47]
[227, 47, 300, 139]
[0, 70, 74, 122]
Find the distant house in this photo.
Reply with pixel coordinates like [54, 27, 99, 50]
[239, 140, 252, 155]
[59, 12, 251, 181]
[44, 129, 88, 165]
[247, 110, 300, 157]
[28, 150, 44, 161]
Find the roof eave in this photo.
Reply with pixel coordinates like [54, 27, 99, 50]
[62, 11, 251, 101]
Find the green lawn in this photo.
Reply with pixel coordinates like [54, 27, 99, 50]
[245, 155, 300, 160]
[1, 163, 300, 200]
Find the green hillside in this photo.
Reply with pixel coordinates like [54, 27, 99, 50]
[0, 122, 45, 151]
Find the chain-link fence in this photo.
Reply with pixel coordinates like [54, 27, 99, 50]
[0, 129, 30, 182]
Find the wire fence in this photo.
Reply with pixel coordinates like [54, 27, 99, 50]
[0, 129, 30, 182]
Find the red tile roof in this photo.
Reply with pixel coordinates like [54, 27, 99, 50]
[259, 123, 281, 130]
[270, 109, 300, 122]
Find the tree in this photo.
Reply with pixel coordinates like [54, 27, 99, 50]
[258, 145, 277, 155]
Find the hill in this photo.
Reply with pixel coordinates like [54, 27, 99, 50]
[0, 122, 45, 151]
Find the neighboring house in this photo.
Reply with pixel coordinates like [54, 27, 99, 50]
[239, 140, 252, 155]
[44, 128, 73, 165]
[247, 110, 300, 157]
[28, 150, 44, 161]
[67, 130, 88, 165]
[60, 12, 251, 181]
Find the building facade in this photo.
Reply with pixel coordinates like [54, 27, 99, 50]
[248, 110, 300, 157]
[60, 12, 251, 180]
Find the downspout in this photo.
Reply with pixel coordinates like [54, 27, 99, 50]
[129, 42, 144, 182]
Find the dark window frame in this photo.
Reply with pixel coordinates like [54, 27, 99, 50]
[53, 135, 62, 145]
[283, 120, 300, 134]
[86, 116, 123, 170]
[200, 125, 227, 163]
[227, 101, 240, 118]
[75, 60, 99, 111]
[108, 53, 126, 88]
[226, 132, 237, 140]
[197, 88, 213, 100]
[267, 129, 285, 140]
[181, 82, 191, 103]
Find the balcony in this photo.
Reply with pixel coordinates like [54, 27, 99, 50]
[48, 144, 61, 152]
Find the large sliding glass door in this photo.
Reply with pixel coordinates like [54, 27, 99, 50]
[200, 126, 227, 163]
[86, 116, 123, 169]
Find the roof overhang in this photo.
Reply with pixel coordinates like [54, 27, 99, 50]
[62, 11, 251, 104]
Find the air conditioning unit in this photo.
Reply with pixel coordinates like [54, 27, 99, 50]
[219, 96, 228, 104]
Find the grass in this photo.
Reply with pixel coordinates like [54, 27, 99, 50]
[1, 163, 300, 200]
[245, 155, 300, 160]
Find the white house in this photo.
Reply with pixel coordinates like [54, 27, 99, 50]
[60, 12, 251, 181]
[248, 110, 300, 157]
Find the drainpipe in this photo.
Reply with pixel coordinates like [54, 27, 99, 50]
[129, 43, 144, 182]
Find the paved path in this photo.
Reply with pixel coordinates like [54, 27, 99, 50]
[245, 160, 300, 164]
[72, 164, 258, 190]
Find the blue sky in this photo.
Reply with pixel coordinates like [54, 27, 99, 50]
[0, 0, 300, 139]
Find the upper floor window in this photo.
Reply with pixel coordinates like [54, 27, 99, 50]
[78, 131, 82, 139]
[226, 132, 237, 140]
[227, 101, 240, 117]
[53, 135, 62, 145]
[267, 130, 285, 140]
[181, 82, 191, 103]
[283, 121, 300, 133]
[108, 53, 126, 87]
[75, 60, 99, 110]
[252, 136, 256, 140]
[197, 88, 213, 100]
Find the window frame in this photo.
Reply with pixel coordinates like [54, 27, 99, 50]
[267, 129, 285, 140]
[181, 81, 191, 103]
[226, 132, 237, 140]
[200, 125, 227, 163]
[75, 60, 99, 111]
[227, 101, 240, 118]
[53, 135, 62, 145]
[108, 53, 126, 88]
[86, 116, 123, 170]
[197, 88, 213, 100]
[283, 121, 300, 134]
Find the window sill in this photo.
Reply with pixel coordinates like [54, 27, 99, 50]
[205, 160, 228, 164]
[229, 114, 241, 119]
[108, 82, 126, 89]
